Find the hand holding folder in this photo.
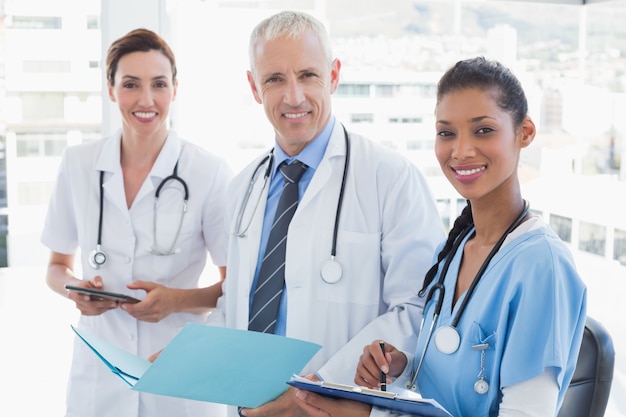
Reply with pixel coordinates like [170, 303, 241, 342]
[71, 323, 321, 408]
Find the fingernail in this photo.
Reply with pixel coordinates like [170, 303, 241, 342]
[295, 389, 307, 400]
[382, 365, 389, 374]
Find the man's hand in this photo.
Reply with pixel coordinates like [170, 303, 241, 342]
[239, 387, 307, 417]
[293, 389, 371, 417]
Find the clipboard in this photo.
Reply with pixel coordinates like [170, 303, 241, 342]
[71, 323, 322, 408]
[287, 375, 452, 417]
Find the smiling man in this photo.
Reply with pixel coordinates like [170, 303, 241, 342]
[206, 10, 445, 417]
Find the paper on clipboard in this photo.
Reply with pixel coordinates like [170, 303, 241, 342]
[287, 375, 452, 417]
[71, 323, 322, 408]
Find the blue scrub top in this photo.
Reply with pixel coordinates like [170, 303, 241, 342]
[409, 222, 586, 417]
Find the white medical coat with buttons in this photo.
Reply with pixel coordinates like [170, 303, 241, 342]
[41, 130, 232, 417]
[209, 123, 445, 394]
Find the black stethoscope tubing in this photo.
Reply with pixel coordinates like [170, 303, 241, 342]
[408, 200, 530, 389]
[90, 171, 107, 268]
[97, 170, 105, 247]
[430, 200, 530, 326]
[331, 126, 350, 258]
[235, 125, 350, 283]
[155, 161, 188, 201]
[90, 160, 187, 269]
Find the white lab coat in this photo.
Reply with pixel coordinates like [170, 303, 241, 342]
[209, 122, 445, 409]
[41, 130, 232, 417]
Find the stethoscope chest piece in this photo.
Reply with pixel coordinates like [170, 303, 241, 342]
[434, 325, 460, 354]
[88, 245, 107, 270]
[321, 259, 343, 284]
[90, 158, 187, 269]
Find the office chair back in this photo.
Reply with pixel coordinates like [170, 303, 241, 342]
[557, 316, 615, 417]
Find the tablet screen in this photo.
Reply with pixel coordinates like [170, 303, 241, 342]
[64, 285, 141, 304]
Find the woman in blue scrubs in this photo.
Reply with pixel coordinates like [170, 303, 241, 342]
[293, 57, 587, 417]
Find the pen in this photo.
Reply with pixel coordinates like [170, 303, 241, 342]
[379, 340, 386, 391]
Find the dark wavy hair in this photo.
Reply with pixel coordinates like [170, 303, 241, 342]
[419, 57, 528, 296]
[106, 28, 177, 86]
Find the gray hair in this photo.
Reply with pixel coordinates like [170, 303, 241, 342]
[248, 10, 334, 75]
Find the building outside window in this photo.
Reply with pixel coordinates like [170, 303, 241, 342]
[0, 1, 624, 416]
[550, 213, 573, 243]
[579, 221, 607, 257]
[614, 228, 626, 265]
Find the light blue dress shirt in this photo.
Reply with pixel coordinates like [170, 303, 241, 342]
[249, 117, 336, 335]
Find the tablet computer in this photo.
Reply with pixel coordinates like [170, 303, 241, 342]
[64, 284, 141, 304]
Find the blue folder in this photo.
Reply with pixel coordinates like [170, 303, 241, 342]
[287, 376, 452, 417]
[71, 324, 151, 386]
[71, 323, 321, 408]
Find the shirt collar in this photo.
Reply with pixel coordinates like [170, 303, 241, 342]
[151, 131, 181, 179]
[272, 116, 335, 178]
[96, 129, 181, 179]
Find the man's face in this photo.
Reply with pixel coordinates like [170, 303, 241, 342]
[247, 31, 340, 156]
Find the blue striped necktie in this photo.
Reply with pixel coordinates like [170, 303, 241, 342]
[248, 160, 308, 333]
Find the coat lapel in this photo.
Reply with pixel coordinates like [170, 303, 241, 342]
[298, 123, 347, 210]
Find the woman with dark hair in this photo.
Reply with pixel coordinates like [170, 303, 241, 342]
[41, 28, 230, 417]
[293, 57, 587, 417]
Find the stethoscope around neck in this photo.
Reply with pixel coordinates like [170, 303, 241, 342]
[233, 125, 350, 284]
[88, 161, 189, 269]
[406, 200, 530, 391]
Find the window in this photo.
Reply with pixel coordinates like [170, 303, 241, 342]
[21, 93, 64, 120]
[437, 198, 452, 232]
[0, 181, 6, 208]
[374, 84, 396, 98]
[550, 214, 573, 243]
[17, 181, 56, 206]
[86, 15, 99, 29]
[16, 139, 41, 158]
[23, 60, 71, 73]
[614, 229, 626, 265]
[579, 221, 606, 256]
[406, 138, 434, 150]
[351, 113, 374, 123]
[16, 132, 69, 157]
[336, 84, 370, 97]
[44, 138, 70, 157]
[389, 116, 422, 124]
[0, 215, 7, 267]
[3, 3, 626, 417]
[9, 16, 62, 29]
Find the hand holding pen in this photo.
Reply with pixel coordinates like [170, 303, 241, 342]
[379, 340, 387, 391]
[354, 339, 409, 390]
